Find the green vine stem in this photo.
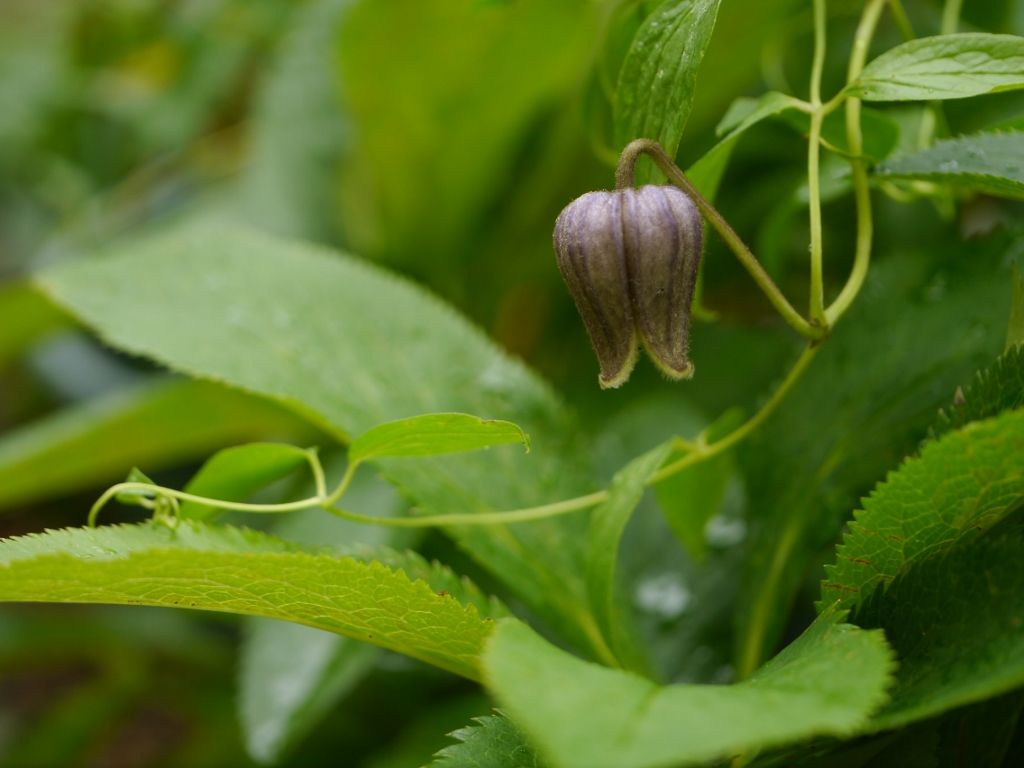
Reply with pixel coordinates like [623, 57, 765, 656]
[807, 0, 828, 324]
[823, 0, 886, 326]
[615, 139, 826, 341]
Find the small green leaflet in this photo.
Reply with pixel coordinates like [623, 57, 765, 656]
[0, 521, 496, 681]
[714, 91, 802, 138]
[614, 0, 723, 183]
[876, 131, 1024, 200]
[847, 34, 1024, 102]
[348, 413, 529, 465]
[484, 611, 894, 768]
[685, 91, 800, 200]
[180, 442, 312, 520]
[654, 409, 741, 560]
[586, 442, 672, 673]
[820, 408, 1024, 611]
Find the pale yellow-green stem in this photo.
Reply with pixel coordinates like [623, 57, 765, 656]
[807, 0, 828, 323]
[824, 0, 887, 325]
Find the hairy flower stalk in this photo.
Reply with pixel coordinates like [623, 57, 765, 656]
[553, 185, 704, 388]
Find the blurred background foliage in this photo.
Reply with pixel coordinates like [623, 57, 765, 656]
[2, 0, 1024, 765]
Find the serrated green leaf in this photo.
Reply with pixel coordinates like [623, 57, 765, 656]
[247, 490, 509, 764]
[931, 345, 1024, 440]
[0, 377, 305, 512]
[0, 521, 495, 680]
[855, 533, 1024, 731]
[349, 413, 528, 465]
[586, 442, 672, 673]
[848, 34, 1024, 102]
[430, 713, 542, 768]
[876, 131, 1024, 200]
[614, 0, 723, 183]
[820, 409, 1024, 611]
[484, 612, 894, 768]
[179, 442, 312, 520]
[36, 224, 599, 658]
[239, 477, 411, 766]
[736, 234, 1019, 674]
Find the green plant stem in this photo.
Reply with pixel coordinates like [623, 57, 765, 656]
[650, 343, 819, 483]
[305, 448, 327, 499]
[326, 491, 608, 528]
[807, 0, 828, 324]
[89, 338, 818, 532]
[734, 0, 889, 681]
[941, 0, 963, 34]
[88, 483, 322, 527]
[823, 0, 886, 326]
[615, 138, 825, 341]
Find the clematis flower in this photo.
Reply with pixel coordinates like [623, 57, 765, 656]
[553, 185, 704, 388]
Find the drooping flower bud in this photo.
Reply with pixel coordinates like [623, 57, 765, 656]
[553, 185, 704, 388]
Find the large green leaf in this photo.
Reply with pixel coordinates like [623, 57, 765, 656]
[0, 377, 305, 512]
[855, 533, 1024, 732]
[614, 0, 723, 182]
[36, 225, 598, 655]
[430, 713, 542, 768]
[484, 612, 894, 768]
[848, 34, 1024, 102]
[876, 131, 1024, 200]
[735, 235, 1020, 675]
[820, 408, 1024, 611]
[0, 521, 495, 680]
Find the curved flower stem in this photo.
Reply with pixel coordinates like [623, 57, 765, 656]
[616, 138, 826, 341]
[823, 0, 886, 325]
[88, 483, 324, 527]
[651, 342, 819, 482]
[326, 491, 609, 529]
